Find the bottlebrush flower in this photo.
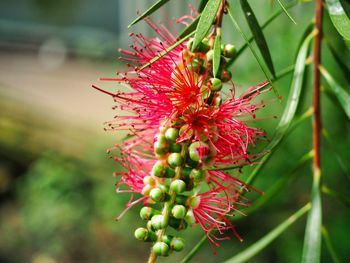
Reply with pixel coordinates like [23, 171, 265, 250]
[94, 14, 270, 257]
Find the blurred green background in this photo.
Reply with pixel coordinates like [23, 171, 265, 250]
[0, 1, 349, 262]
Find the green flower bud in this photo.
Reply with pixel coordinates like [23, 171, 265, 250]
[171, 237, 185, 252]
[170, 179, 186, 194]
[143, 175, 155, 185]
[165, 127, 179, 142]
[206, 49, 214, 61]
[198, 38, 210, 53]
[223, 44, 237, 58]
[189, 196, 201, 209]
[134, 227, 148, 241]
[154, 134, 169, 155]
[172, 205, 187, 219]
[152, 160, 167, 177]
[209, 77, 222, 92]
[185, 209, 196, 225]
[169, 142, 182, 153]
[141, 184, 153, 196]
[152, 242, 169, 256]
[151, 215, 167, 230]
[189, 141, 210, 163]
[140, 207, 160, 220]
[179, 124, 194, 140]
[190, 169, 205, 182]
[167, 153, 183, 168]
[150, 188, 165, 202]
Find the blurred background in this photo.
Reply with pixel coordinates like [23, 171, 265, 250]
[0, 0, 349, 262]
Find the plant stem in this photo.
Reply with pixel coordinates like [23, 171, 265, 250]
[313, 0, 323, 173]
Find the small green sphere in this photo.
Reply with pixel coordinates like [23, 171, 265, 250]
[223, 44, 237, 58]
[149, 188, 165, 202]
[171, 237, 185, 252]
[206, 49, 214, 61]
[172, 205, 187, 219]
[152, 242, 169, 256]
[167, 153, 183, 168]
[151, 215, 167, 230]
[188, 141, 210, 162]
[209, 77, 223, 92]
[170, 179, 186, 194]
[134, 227, 148, 241]
[169, 143, 182, 153]
[190, 169, 205, 182]
[152, 161, 167, 177]
[165, 128, 179, 142]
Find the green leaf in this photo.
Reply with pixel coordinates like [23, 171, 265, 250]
[213, 30, 222, 77]
[226, 0, 300, 68]
[320, 65, 350, 119]
[325, 0, 350, 40]
[180, 235, 207, 263]
[276, 0, 297, 24]
[198, 0, 209, 12]
[301, 169, 322, 263]
[223, 203, 311, 263]
[321, 226, 342, 263]
[240, 0, 276, 77]
[140, 31, 194, 70]
[192, 0, 221, 51]
[327, 43, 350, 84]
[128, 0, 170, 28]
[227, 8, 276, 95]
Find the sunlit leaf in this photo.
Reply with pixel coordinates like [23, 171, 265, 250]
[301, 168, 322, 263]
[128, 0, 170, 28]
[320, 65, 350, 119]
[192, 0, 221, 51]
[212, 30, 221, 77]
[223, 203, 311, 263]
[140, 32, 194, 70]
[240, 0, 276, 77]
[325, 0, 350, 40]
[276, 0, 297, 24]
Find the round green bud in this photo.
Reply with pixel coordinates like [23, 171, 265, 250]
[152, 161, 167, 177]
[179, 124, 194, 139]
[151, 215, 167, 230]
[170, 179, 186, 194]
[189, 196, 201, 209]
[172, 205, 187, 219]
[165, 128, 179, 142]
[190, 169, 205, 182]
[150, 188, 165, 202]
[143, 175, 155, 186]
[154, 134, 169, 155]
[141, 184, 153, 196]
[140, 207, 160, 220]
[189, 141, 210, 163]
[152, 242, 169, 256]
[167, 153, 183, 168]
[223, 44, 237, 58]
[171, 237, 185, 252]
[198, 38, 210, 53]
[185, 209, 196, 225]
[169, 143, 181, 153]
[209, 77, 222, 92]
[134, 227, 148, 241]
[206, 49, 214, 61]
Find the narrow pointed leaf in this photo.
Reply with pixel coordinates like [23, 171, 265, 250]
[140, 32, 195, 70]
[192, 0, 221, 51]
[227, 8, 276, 95]
[213, 30, 221, 77]
[180, 235, 207, 263]
[276, 0, 297, 24]
[240, 0, 276, 77]
[325, 0, 350, 40]
[244, 31, 314, 184]
[223, 203, 311, 263]
[301, 169, 322, 263]
[128, 0, 170, 28]
[327, 43, 350, 84]
[198, 0, 209, 12]
[320, 65, 350, 119]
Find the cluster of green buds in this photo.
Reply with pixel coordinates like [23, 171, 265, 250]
[133, 37, 238, 258]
